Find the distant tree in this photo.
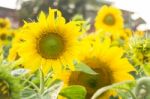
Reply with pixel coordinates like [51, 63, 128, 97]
[18, 0, 110, 24]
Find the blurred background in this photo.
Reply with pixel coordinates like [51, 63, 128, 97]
[0, 0, 149, 32]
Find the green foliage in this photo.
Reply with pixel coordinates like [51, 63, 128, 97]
[72, 15, 91, 32]
[143, 63, 150, 76]
[135, 77, 150, 99]
[74, 61, 98, 75]
[21, 80, 63, 99]
[60, 85, 87, 99]
[21, 69, 63, 99]
[0, 60, 22, 99]
[91, 80, 136, 99]
[127, 36, 150, 76]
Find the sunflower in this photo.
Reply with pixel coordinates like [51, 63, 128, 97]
[134, 30, 144, 37]
[0, 62, 22, 99]
[95, 5, 124, 33]
[17, 8, 81, 75]
[118, 28, 132, 47]
[8, 32, 23, 61]
[0, 18, 11, 29]
[117, 28, 132, 41]
[8, 22, 37, 62]
[108, 28, 132, 47]
[0, 29, 12, 47]
[69, 33, 135, 99]
[0, 80, 9, 99]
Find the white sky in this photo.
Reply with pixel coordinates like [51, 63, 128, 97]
[0, 0, 18, 9]
[107, 0, 150, 29]
[0, 0, 150, 29]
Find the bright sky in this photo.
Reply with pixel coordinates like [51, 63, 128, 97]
[0, 0, 18, 9]
[107, 0, 150, 29]
[0, 0, 150, 29]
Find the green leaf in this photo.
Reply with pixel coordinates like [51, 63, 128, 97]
[42, 80, 63, 99]
[143, 63, 150, 76]
[21, 89, 39, 99]
[21, 80, 63, 99]
[74, 61, 98, 75]
[11, 68, 29, 76]
[60, 85, 87, 99]
[135, 77, 150, 99]
[91, 80, 136, 99]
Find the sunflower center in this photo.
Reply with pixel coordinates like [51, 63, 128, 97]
[103, 14, 115, 25]
[0, 34, 7, 41]
[69, 57, 112, 97]
[37, 33, 64, 59]
[83, 57, 112, 88]
[0, 23, 6, 28]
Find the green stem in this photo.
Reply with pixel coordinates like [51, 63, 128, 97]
[44, 70, 53, 83]
[39, 68, 44, 94]
[118, 88, 137, 99]
[91, 80, 134, 99]
[10, 58, 23, 69]
[22, 79, 40, 92]
[22, 75, 34, 85]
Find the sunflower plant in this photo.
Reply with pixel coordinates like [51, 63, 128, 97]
[1, 4, 150, 99]
[127, 34, 150, 76]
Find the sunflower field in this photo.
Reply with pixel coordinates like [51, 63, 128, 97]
[0, 1, 150, 99]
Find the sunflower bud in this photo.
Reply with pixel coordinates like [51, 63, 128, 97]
[135, 77, 150, 99]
